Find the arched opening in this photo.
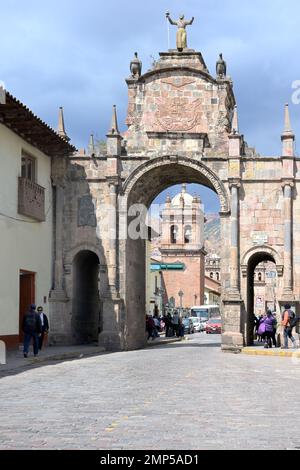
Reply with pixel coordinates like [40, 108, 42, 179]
[246, 252, 277, 346]
[72, 250, 101, 344]
[184, 225, 192, 244]
[170, 225, 178, 244]
[122, 157, 229, 350]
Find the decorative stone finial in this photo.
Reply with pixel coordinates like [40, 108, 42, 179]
[130, 52, 142, 79]
[166, 11, 194, 52]
[216, 53, 227, 78]
[89, 134, 95, 156]
[281, 104, 295, 157]
[283, 103, 293, 135]
[231, 105, 239, 135]
[57, 107, 70, 142]
[108, 105, 120, 135]
[182, 183, 187, 194]
[106, 104, 123, 156]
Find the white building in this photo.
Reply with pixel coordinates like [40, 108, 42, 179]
[0, 89, 74, 349]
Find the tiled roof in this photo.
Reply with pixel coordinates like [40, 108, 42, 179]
[0, 90, 76, 157]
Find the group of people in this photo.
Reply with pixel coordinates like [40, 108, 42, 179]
[145, 311, 185, 341]
[22, 304, 49, 358]
[254, 304, 298, 349]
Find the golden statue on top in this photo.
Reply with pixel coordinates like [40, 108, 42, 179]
[166, 11, 195, 51]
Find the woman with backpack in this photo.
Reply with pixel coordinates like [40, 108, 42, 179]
[281, 304, 298, 349]
[263, 311, 277, 349]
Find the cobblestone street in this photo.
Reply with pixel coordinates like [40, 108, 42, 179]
[1, 334, 300, 450]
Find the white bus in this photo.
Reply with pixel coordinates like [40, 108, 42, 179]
[190, 305, 220, 321]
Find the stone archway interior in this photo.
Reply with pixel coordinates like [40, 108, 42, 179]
[124, 161, 225, 350]
[72, 250, 100, 345]
[247, 252, 276, 346]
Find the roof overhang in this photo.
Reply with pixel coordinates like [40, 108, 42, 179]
[0, 89, 76, 157]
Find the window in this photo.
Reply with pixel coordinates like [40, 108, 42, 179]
[170, 225, 178, 244]
[170, 215, 175, 222]
[210, 272, 214, 279]
[184, 225, 192, 244]
[216, 272, 220, 281]
[258, 273, 262, 282]
[21, 152, 36, 182]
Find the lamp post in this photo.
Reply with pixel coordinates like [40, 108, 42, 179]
[178, 290, 184, 315]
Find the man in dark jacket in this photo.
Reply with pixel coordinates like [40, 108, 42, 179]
[22, 304, 42, 358]
[37, 306, 49, 350]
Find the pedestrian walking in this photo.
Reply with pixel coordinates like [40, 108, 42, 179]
[22, 304, 42, 358]
[165, 313, 173, 337]
[172, 310, 180, 337]
[281, 304, 298, 349]
[37, 306, 49, 350]
[271, 312, 278, 348]
[263, 310, 277, 349]
[178, 317, 185, 341]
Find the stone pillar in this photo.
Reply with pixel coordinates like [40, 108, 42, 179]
[49, 175, 68, 301]
[49, 172, 70, 345]
[229, 182, 241, 295]
[54, 181, 65, 292]
[282, 182, 294, 299]
[99, 192, 124, 351]
[221, 182, 244, 353]
[108, 180, 118, 293]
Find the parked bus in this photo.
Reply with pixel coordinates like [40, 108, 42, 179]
[190, 305, 220, 321]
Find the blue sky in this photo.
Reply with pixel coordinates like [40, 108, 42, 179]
[1, 0, 299, 211]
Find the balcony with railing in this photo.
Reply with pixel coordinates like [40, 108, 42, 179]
[18, 177, 45, 222]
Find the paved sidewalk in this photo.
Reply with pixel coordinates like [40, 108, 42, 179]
[0, 335, 182, 376]
[0, 345, 106, 375]
[243, 345, 300, 358]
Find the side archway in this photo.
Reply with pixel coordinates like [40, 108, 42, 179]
[241, 245, 284, 278]
[241, 245, 283, 345]
[72, 250, 101, 344]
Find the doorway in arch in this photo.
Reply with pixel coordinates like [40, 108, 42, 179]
[246, 251, 279, 346]
[72, 250, 101, 344]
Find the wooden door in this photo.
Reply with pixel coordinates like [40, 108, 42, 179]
[19, 271, 35, 342]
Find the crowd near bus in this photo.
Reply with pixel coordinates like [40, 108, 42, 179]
[145, 304, 221, 341]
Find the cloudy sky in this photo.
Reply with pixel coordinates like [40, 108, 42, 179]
[1, 0, 299, 210]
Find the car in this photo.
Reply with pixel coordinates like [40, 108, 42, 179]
[182, 318, 195, 335]
[189, 317, 201, 333]
[206, 318, 222, 334]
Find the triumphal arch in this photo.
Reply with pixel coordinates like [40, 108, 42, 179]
[49, 15, 300, 352]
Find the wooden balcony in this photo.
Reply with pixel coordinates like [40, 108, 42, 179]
[18, 177, 45, 222]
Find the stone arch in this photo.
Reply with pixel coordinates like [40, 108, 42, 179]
[119, 155, 230, 350]
[121, 155, 230, 214]
[241, 245, 283, 278]
[241, 245, 282, 346]
[65, 243, 104, 267]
